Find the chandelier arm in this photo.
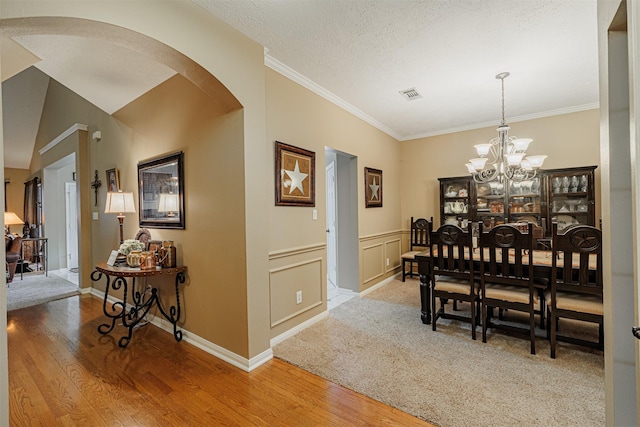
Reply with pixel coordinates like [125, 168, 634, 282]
[466, 72, 546, 184]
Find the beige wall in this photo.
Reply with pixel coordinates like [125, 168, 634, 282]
[28, 70, 253, 356]
[4, 167, 28, 233]
[400, 109, 601, 226]
[0, 1, 269, 361]
[265, 69, 403, 336]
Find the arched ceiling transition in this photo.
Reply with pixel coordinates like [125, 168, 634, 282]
[0, 17, 241, 169]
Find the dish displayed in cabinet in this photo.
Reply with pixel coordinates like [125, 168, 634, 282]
[551, 174, 589, 194]
[555, 215, 580, 231]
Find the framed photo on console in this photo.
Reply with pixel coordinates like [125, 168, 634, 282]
[275, 141, 315, 207]
[364, 167, 383, 208]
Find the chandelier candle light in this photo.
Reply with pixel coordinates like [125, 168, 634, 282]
[466, 72, 547, 183]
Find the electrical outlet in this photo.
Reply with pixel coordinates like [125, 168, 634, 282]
[386, 258, 390, 266]
[296, 290, 302, 304]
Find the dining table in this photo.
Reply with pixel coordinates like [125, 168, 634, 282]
[414, 247, 598, 324]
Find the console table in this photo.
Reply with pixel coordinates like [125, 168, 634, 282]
[91, 262, 186, 348]
[20, 237, 48, 279]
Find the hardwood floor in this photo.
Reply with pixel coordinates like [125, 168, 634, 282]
[7, 295, 433, 426]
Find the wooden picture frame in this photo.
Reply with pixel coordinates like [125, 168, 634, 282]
[106, 168, 120, 192]
[364, 167, 383, 208]
[146, 240, 163, 254]
[138, 151, 185, 229]
[275, 141, 315, 206]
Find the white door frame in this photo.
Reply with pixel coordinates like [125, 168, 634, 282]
[326, 160, 338, 299]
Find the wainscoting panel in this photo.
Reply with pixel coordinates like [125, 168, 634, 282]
[268, 243, 326, 338]
[385, 238, 401, 273]
[362, 242, 384, 284]
[360, 230, 403, 291]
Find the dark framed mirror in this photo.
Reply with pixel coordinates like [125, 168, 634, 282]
[138, 151, 185, 229]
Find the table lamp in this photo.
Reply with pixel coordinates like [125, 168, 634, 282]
[157, 193, 179, 217]
[4, 211, 24, 234]
[104, 191, 136, 244]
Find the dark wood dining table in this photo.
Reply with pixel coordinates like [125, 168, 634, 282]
[414, 248, 598, 324]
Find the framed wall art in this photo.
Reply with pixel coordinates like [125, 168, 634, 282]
[364, 167, 383, 208]
[138, 151, 185, 229]
[106, 168, 120, 192]
[275, 141, 315, 206]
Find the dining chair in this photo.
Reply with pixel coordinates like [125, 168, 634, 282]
[479, 222, 538, 354]
[545, 223, 603, 358]
[429, 222, 478, 339]
[401, 217, 431, 282]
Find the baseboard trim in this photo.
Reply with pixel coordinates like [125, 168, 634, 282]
[88, 288, 272, 372]
[270, 310, 330, 347]
[360, 273, 400, 297]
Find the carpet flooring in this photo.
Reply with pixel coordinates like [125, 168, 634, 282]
[7, 273, 80, 311]
[273, 278, 604, 427]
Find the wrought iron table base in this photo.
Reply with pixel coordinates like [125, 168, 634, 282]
[91, 264, 185, 348]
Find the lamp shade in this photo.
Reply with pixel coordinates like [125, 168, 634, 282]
[157, 193, 179, 215]
[105, 192, 136, 214]
[4, 211, 24, 226]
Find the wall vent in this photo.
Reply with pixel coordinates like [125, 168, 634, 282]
[399, 87, 422, 100]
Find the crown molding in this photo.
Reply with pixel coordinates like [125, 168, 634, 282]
[264, 53, 403, 141]
[264, 52, 599, 144]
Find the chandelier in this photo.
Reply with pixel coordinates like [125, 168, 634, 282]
[466, 72, 547, 183]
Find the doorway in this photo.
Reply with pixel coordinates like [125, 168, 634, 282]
[325, 147, 359, 310]
[65, 182, 78, 271]
[42, 153, 79, 286]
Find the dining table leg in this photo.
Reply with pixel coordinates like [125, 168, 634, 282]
[419, 273, 431, 324]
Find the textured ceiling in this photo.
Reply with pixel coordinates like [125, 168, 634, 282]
[1, 1, 599, 170]
[194, 0, 599, 140]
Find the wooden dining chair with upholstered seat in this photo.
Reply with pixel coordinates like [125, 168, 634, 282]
[479, 222, 538, 354]
[545, 223, 603, 358]
[429, 222, 478, 339]
[401, 217, 431, 282]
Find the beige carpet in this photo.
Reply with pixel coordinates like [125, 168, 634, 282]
[273, 278, 604, 427]
[7, 273, 79, 311]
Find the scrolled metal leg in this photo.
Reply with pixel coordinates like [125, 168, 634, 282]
[154, 272, 185, 342]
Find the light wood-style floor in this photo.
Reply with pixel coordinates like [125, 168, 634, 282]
[7, 294, 433, 426]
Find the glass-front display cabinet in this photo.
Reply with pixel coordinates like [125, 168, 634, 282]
[544, 166, 597, 235]
[476, 181, 506, 229]
[506, 176, 543, 226]
[438, 177, 472, 227]
[437, 166, 597, 236]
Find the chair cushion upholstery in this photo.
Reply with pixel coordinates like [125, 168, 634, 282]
[544, 291, 603, 316]
[434, 277, 479, 295]
[484, 283, 539, 304]
[401, 248, 429, 260]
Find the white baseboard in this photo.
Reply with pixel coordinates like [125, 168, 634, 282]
[88, 287, 272, 372]
[360, 272, 400, 297]
[270, 310, 329, 347]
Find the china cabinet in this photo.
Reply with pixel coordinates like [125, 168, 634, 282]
[438, 177, 472, 227]
[544, 166, 596, 235]
[438, 166, 597, 236]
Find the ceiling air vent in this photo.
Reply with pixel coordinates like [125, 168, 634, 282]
[399, 87, 422, 101]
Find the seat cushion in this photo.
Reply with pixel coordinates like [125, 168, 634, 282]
[484, 283, 539, 304]
[434, 277, 478, 295]
[401, 248, 430, 260]
[544, 291, 603, 316]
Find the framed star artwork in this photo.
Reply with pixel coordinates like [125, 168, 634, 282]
[275, 141, 315, 206]
[364, 167, 383, 208]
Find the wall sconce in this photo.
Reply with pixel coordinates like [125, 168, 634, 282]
[104, 191, 136, 244]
